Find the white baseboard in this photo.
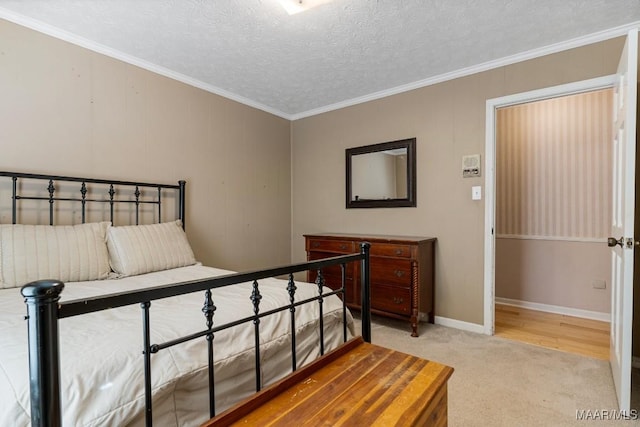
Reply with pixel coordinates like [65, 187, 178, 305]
[434, 316, 484, 334]
[496, 297, 609, 322]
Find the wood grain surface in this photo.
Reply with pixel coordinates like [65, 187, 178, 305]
[202, 337, 453, 426]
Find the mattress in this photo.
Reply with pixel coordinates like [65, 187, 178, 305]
[0, 264, 354, 426]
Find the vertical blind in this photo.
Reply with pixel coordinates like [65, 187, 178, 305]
[496, 88, 613, 240]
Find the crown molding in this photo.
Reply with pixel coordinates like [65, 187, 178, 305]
[290, 20, 640, 120]
[1, 7, 638, 122]
[0, 7, 293, 120]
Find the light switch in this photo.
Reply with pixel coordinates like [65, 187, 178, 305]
[472, 186, 482, 200]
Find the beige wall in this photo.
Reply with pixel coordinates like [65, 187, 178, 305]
[0, 19, 292, 271]
[496, 238, 610, 313]
[291, 37, 625, 325]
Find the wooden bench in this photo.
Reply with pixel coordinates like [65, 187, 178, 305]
[202, 337, 454, 427]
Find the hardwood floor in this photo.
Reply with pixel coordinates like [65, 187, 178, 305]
[495, 304, 610, 360]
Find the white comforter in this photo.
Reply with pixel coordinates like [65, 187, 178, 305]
[0, 264, 354, 426]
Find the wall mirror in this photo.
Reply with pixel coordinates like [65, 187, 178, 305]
[346, 137, 416, 208]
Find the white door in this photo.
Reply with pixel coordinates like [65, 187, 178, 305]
[610, 28, 638, 413]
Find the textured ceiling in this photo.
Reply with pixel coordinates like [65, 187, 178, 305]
[0, 0, 639, 119]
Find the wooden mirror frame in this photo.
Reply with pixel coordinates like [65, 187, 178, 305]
[346, 137, 417, 209]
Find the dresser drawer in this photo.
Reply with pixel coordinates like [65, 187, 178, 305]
[370, 243, 411, 258]
[307, 264, 357, 305]
[308, 252, 355, 278]
[371, 284, 411, 315]
[307, 239, 355, 253]
[370, 258, 412, 286]
[308, 271, 347, 291]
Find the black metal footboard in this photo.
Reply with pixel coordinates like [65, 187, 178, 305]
[21, 244, 371, 427]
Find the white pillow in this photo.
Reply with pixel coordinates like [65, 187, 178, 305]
[0, 222, 111, 289]
[107, 220, 196, 277]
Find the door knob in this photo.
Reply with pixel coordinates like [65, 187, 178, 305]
[608, 237, 624, 248]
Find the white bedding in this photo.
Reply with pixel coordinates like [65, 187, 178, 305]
[0, 264, 354, 426]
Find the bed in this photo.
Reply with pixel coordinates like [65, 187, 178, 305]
[0, 171, 371, 427]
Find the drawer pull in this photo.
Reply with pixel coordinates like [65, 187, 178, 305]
[312, 242, 320, 248]
[393, 297, 404, 304]
[395, 248, 404, 256]
[394, 270, 405, 278]
[339, 244, 347, 250]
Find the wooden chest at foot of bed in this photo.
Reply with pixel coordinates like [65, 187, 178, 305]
[201, 337, 454, 427]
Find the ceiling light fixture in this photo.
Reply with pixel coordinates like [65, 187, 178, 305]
[277, 0, 334, 15]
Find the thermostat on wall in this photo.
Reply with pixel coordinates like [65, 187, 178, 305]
[462, 154, 481, 178]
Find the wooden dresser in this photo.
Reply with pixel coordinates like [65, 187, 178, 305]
[304, 233, 436, 337]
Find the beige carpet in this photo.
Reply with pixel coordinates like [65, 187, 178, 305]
[353, 316, 640, 426]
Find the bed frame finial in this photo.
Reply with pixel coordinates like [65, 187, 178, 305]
[21, 280, 65, 427]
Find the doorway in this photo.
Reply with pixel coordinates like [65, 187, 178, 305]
[483, 75, 617, 335]
[486, 29, 638, 413]
[492, 88, 613, 359]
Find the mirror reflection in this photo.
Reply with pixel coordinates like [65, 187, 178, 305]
[351, 148, 407, 201]
[346, 138, 416, 209]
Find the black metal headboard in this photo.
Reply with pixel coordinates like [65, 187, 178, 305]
[0, 171, 186, 229]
